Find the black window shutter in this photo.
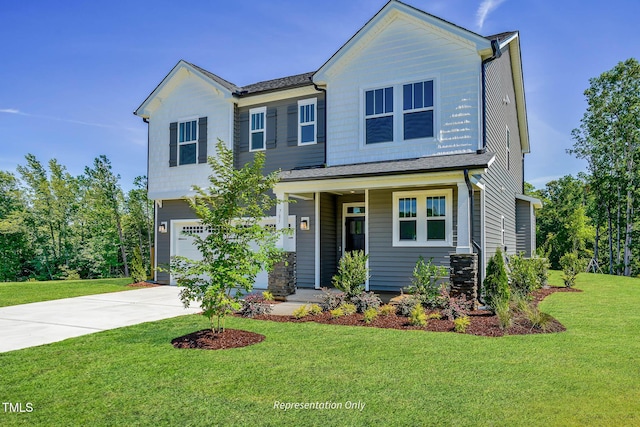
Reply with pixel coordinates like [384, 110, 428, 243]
[317, 98, 325, 143]
[266, 107, 277, 149]
[287, 104, 298, 146]
[198, 117, 207, 163]
[238, 111, 249, 152]
[169, 122, 178, 167]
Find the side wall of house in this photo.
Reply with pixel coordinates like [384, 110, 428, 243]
[235, 94, 326, 174]
[483, 47, 524, 266]
[147, 72, 234, 200]
[515, 199, 533, 256]
[323, 15, 482, 166]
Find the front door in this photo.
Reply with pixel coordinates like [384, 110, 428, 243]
[345, 216, 365, 252]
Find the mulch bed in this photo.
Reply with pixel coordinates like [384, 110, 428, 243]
[171, 287, 582, 350]
[127, 282, 160, 288]
[171, 329, 265, 350]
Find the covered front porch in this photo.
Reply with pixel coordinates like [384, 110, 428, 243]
[272, 153, 494, 293]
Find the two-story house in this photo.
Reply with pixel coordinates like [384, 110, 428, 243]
[134, 0, 540, 298]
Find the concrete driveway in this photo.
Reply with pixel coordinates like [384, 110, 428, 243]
[0, 286, 201, 353]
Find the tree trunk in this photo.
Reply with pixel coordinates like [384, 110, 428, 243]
[623, 192, 633, 276]
[607, 205, 614, 275]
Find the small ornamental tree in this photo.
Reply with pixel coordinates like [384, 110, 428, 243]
[332, 250, 369, 298]
[171, 139, 287, 334]
[483, 248, 510, 311]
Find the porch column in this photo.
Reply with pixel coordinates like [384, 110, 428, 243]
[275, 191, 293, 251]
[314, 192, 321, 289]
[456, 182, 472, 254]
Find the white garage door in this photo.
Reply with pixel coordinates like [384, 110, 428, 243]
[171, 216, 296, 288]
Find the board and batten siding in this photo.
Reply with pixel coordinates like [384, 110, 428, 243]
[235, 94, 326, 174]
[323, 15, 482, 166]
[367, 187, 458, 291]
[147, 72, 233, 200]
[320, 193, 338, 286]
[483, 48, 523, 263]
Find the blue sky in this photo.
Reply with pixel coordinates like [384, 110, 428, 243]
[1, 0, 638, 190]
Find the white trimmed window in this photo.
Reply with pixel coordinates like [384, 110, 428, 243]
[178, 119, 197, 165]
[298, 98, 317, 145]
[365, 87, 394, 144]
[403, 80, 434, 140]
[249, 107, 266, 151]
[393, 189, 452, 247]
[506, 126, 511, 171]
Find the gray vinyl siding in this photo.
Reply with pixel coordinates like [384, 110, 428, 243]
[290, 200, 315, 288]
[156, 200, 199, 284]
[320, 193, 337, 286]
[235, 94, 326, 174]
[367, 187, 457, 292]
[483, 47, 523, 263]
[515, 199, 532, 256]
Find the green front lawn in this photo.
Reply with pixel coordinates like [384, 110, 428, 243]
[0, 278, 134, 307]
[1, 272, 639, 426]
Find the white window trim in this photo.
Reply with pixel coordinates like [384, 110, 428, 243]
[298, 98, 317, 146]
[506, 126, 511, 171]
[178, 117, 198, 166]
[360, 77, 439, 148]
[249, 106, 266, 152]
[392, 189, 453, 247]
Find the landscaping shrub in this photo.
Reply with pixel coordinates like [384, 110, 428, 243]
[330, 307, 345, 318]
[339, 302, 357, 316]
[58, 265, 81, 281]
[454, 316, 471, 333]
[508, 253, 538, 295]
[407, 256, 448, 308]
[484, 248, 511, 310]
[293, 305, 310, 319]
[509, 291, 531, 314]
[531, 257, 550, 288]
[262, 291, 275, 301]
[350, 291, 382, 313]
[408, 305, 427, 326]
[441, 294, 473, 320]
[129, 247, 148, 283]
[394, 295, 419, 317]
[560, 252, 585, 288]
[363, 307, 378, 324]
[332, 250, 369, 298]
[494, 299, 512, 330]
[238, 293, 273, 317]
[308, 304, 323, 315]
[427, 312, 442, 320]
[317, 288, 346, 311]
[378, 304, 396, 316]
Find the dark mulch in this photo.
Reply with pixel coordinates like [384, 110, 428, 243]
[127, 282, 160, 288]
[171, 287, 582, 350]
[252, 286, 582, 337]
[171, 329, 265, 350]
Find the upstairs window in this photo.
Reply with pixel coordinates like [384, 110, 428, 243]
[365, 87, 393, 144]
[403, 80, 434, 140]
[298, 98, 317, 145]
[178, 119, 197, 165]
[250, 107, 266, 151]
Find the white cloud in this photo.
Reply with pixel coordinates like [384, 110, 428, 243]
[476, 0, 507, 30]
[0, 108, 139, 132]
[0, 108, 23, 114]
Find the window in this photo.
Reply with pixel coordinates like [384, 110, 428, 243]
[249, 107, 266, 151]
[403, 80, 434, 140]
[501, 215, 506, 246]
[506, 126, 511, 170]
[365, 87, 393, 144]
[393, 190, 452, 246]
[298, 98, 317, 145]
[178, 119, 197, 165]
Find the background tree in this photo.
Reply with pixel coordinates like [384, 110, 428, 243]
[0, 171, 31, 281]
[570, 58, 640, 276]
[172, 140, 286, 334]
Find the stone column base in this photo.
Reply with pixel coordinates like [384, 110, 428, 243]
[268, 252, 296, 297]
[449, 253, 478, 305]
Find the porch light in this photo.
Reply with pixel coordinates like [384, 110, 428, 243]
[158, 222, 167, 233]
[300, 217, 310, 231]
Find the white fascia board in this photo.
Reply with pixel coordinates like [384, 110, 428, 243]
[505, 35, 530, 154]
[516, 194, 543, 209]
[314, 1, 490, 83]
[236, 86, 319, 108]
[148, 189, 197, 201]
[275, 170, 466, 194]
[135, 60, 234, 119]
